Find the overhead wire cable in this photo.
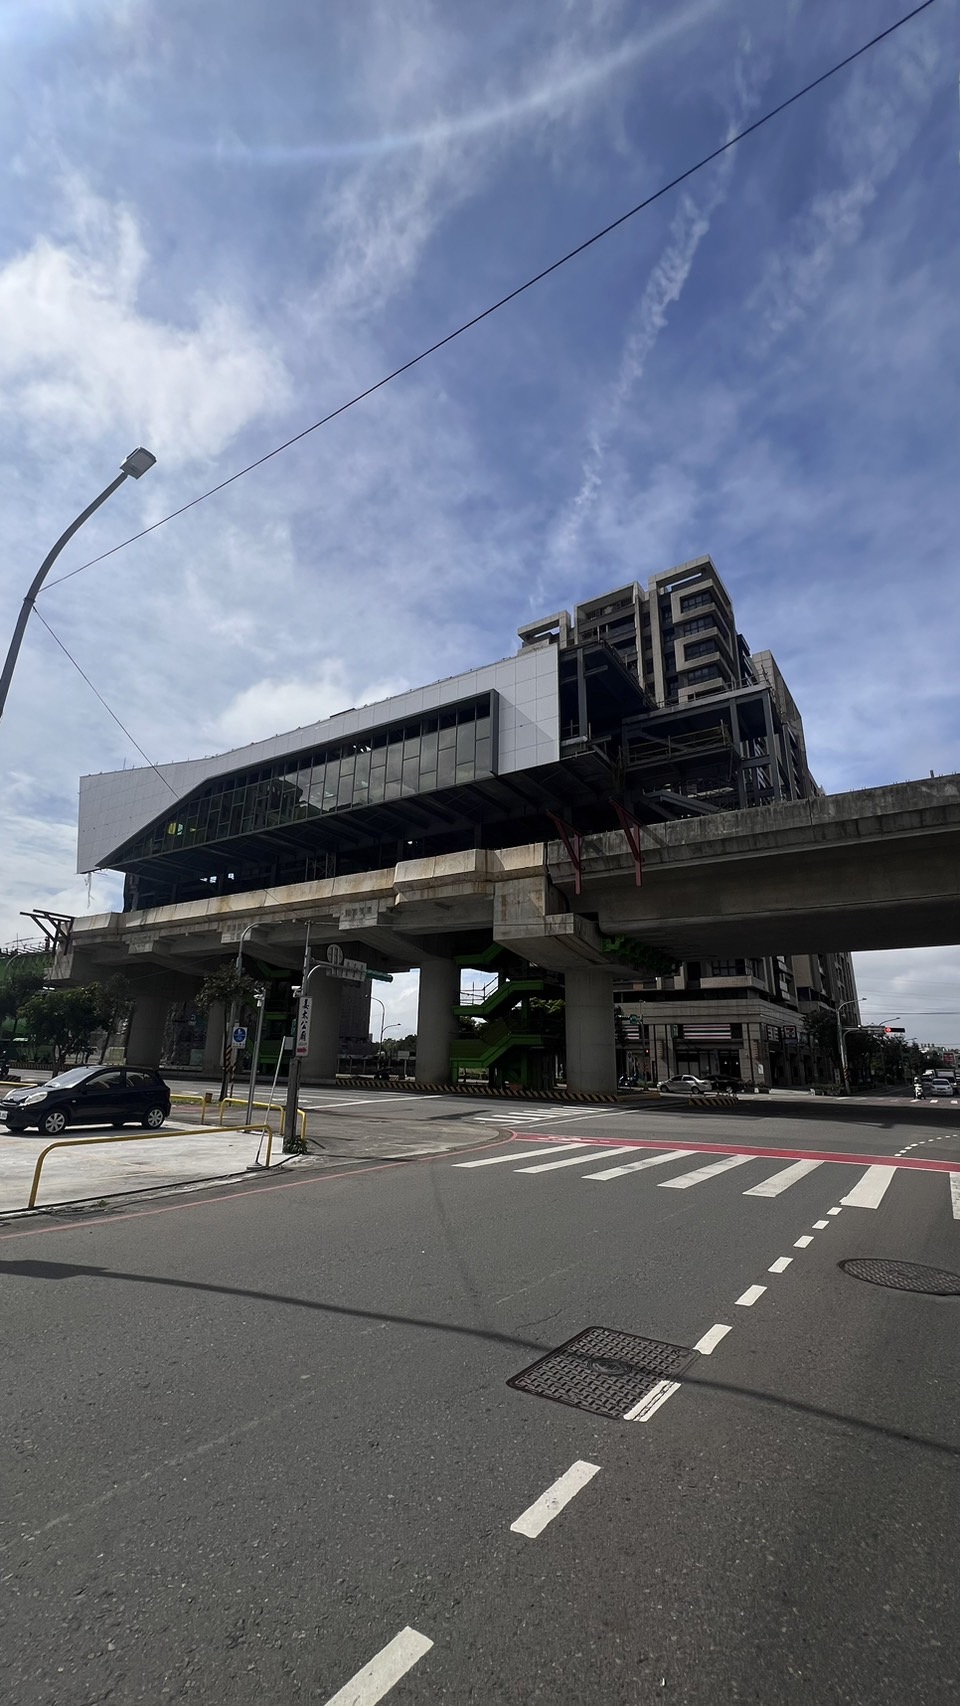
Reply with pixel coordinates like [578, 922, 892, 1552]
[32, 607, 179, 796]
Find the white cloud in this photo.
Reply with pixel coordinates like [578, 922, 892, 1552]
[547, 45, 762, 581]
[0, 177, 290, 467]
[0, 812, 122, 950]
[853, 947, 960, 1050]
[212, 665, 412, 749]
[749, 32, 939, 343]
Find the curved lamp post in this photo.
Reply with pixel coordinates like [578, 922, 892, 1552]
[0, 447, 156, 722]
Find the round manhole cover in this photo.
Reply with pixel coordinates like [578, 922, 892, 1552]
[839, 1258, 960, 1296]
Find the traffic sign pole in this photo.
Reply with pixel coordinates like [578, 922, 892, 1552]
[245, 986, 267, 1126]
[283, 924, 311, 1151]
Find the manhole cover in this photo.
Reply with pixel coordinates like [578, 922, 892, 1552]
[507, 1326, 697, 1420]
[839, 1258, 960, 1296]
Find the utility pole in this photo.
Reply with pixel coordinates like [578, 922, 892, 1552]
[835, 998, 860, 1092]
[283, 924, 311, 1151]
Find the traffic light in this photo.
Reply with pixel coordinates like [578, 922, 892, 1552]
[884, 1026, 905, 1035]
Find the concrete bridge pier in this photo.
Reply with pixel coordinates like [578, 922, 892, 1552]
[125, 994, 171, 1069]
[415, 957, 461, 1083]
[202, 1002, 226, 1075]
[564, 967, 618, 1094]
[301, 975, 343, 1081]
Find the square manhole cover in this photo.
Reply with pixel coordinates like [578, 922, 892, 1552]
[507, 1326, 698, 1420]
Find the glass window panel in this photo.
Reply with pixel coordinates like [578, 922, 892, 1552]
[420, 729, 438, 768]
[474, 739, 491, 773]
[455, 724, 475, 765]
[383, 777, 402, 801]
[321, 762, 340, 811]
[401, 758, 419, 792]
[353, 750, 371, 795]
[419, 769, 437, 794]
[437, 749, 456, 787]
[455, 761, 474, 784]
[367, 768, 385, 804]
[386, 743, 402, 782]
[438, 723, 456, 751]
[337, 772, 355, 809]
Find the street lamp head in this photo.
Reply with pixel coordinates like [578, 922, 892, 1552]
[120, 447, 157, 479]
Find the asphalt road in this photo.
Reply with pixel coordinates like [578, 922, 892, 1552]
[2, 1103, 959, 1704]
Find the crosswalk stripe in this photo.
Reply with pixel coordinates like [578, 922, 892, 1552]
[950, 1174, 960, 1219]
[516, 1146, 638, 1173]
[453, 1144, 588, 1168]
[658, 1154, 753, 1190]
[584, 1148, 696, 1182]
[841, 1166, 895, 1209]
[743, 1158, 823, 1197]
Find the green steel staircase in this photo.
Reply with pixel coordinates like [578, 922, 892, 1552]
[450, 951, 559, 1086]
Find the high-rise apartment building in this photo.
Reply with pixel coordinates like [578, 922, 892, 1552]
[521, 556, 858, 1087]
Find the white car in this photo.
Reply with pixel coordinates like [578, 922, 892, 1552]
[659, 1073, 714, 1095]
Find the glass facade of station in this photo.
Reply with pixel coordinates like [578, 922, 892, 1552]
[119, 693, 498, 862]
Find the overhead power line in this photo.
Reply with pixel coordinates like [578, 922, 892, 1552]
[41, 0, 937, 594]
[32, 608, 178, 796]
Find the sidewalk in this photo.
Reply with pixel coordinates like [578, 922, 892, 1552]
[0, 1124, 280, 1215]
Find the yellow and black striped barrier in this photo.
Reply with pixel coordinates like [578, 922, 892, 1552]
[332, 1076, 624, 1104]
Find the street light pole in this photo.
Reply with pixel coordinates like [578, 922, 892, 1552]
[283, 924, 312, 1151]
[835, 998, 860, 1092]
[0, 448, 156, 722]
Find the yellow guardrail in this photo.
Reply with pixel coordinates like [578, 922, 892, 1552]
[26, 1121, 275, 1210]
[171, 1091, 214, 1123]
[217, 1096, 307, 1146]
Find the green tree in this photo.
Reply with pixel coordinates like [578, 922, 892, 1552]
[196, 967, 258, 1101]
[846, 1028, 883, 1087]
[96, 974, 134, 1062]
[20, 984, 114, 1071]
[803, 1010, 840, 1080]
[0, 954, 49, 1042]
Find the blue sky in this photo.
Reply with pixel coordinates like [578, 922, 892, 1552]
[1, 0, 957, 1043]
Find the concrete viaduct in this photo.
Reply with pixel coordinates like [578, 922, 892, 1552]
[55, 774, 960, 1092]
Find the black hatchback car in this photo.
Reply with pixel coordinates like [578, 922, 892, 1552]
[0, 1066, 171, 1136]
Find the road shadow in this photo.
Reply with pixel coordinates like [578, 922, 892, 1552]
[2, 1256, 958, 1462]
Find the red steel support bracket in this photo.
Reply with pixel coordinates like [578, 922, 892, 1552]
[546, 811, 583, 896]
[611, 801, 644, 886]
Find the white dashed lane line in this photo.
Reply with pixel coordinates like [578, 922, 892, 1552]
[693, 1322, 732, 1354]
[735, 1284, 767, 1307]
[768, 1256, 793, 1273]
[794, 1234, 814, 1248]
[321, 1627, 433, 1706]
[510, 1461, 601, 1538]
[624, 1380, 681, 1422]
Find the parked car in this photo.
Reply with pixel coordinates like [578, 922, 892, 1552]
[659, 1073, 714, 1095]
[0, 1065, 171, 1136]
[919, 1075, 956, 1100]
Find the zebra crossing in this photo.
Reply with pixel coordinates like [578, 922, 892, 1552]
[453, 1138, 960, 1219]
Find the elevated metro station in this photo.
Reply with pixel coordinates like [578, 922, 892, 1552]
[57, 561, 960, 1091]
